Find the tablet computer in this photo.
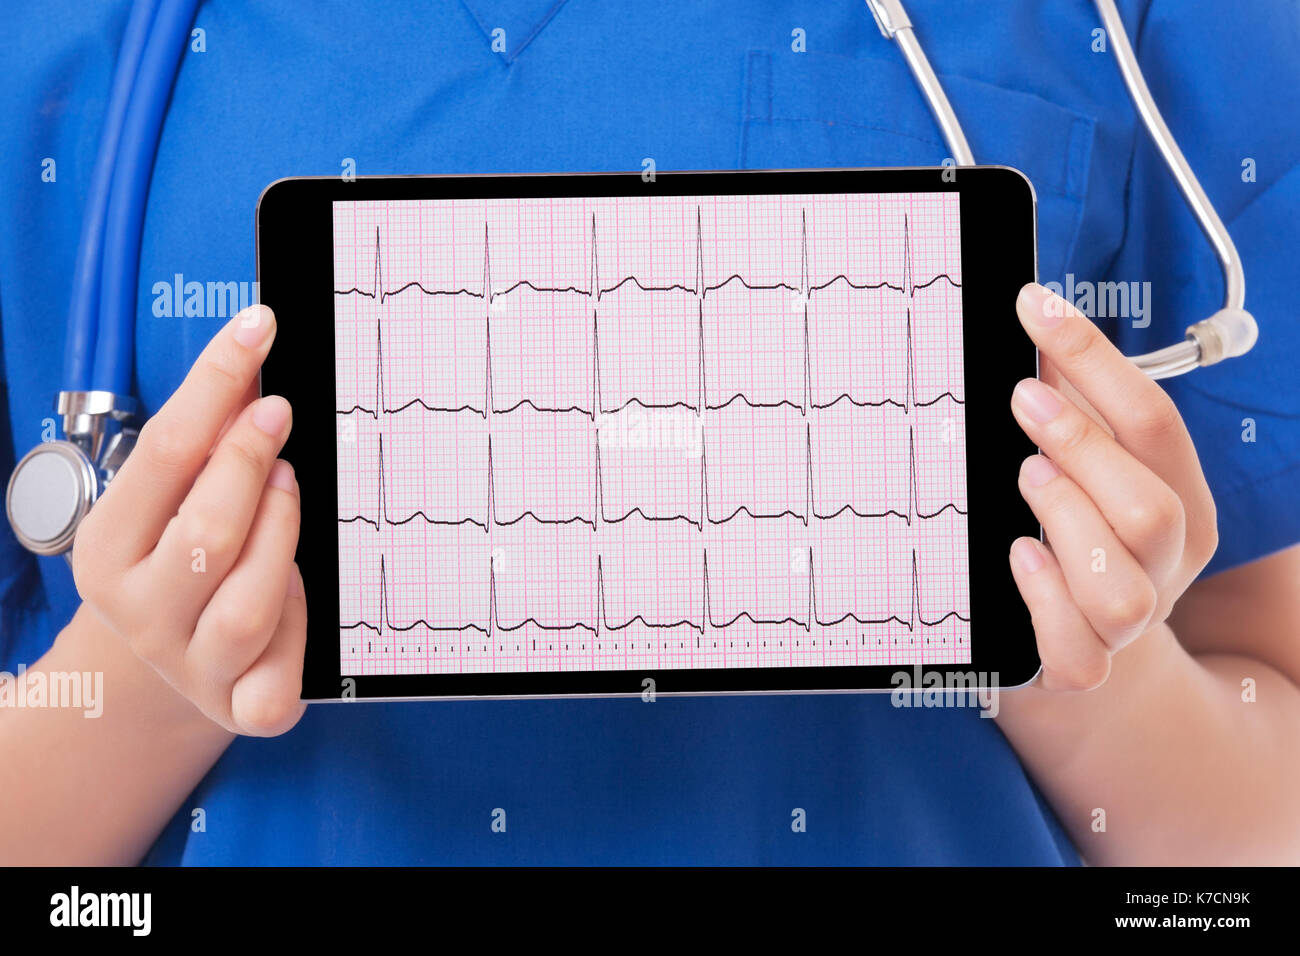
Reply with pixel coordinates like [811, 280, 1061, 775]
[257, 167, 1041, 702]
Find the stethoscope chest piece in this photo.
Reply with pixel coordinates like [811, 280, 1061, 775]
[6, 390, 137, 558]
[7, 441, 99, 556]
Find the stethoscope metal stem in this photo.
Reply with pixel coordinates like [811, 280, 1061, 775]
[867, 0, 975, 167]
[866, 0, 1257, 379]
[1092, 0, 1245, 315]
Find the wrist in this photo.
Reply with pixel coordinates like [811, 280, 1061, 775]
[993, 622, 1187, 750]
[54, 603, 235, 745]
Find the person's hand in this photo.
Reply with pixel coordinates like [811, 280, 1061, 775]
[71, 304, 307, 735]
[1007, 283, 1218, 691]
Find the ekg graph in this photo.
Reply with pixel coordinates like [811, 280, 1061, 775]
[332, 193, 970, 676]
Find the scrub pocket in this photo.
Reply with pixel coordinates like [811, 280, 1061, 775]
[738, 49, 1095, 283]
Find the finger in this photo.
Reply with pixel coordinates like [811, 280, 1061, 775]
[1008, 537, 1111, 691]
[185, 460, 300, 689]
[230, 563, 308, 737]
[1011, 377, 1185, 581]
[139, 395, 293, 628]
[1018, 454, 1157, 651]
[213, 377, 261, 449]
[90, 304, 277, 564]
[1014, 284, 1216, 559]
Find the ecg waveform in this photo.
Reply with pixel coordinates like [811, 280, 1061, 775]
[339, 424, 965, 533]
[335, 212, 963, 419]
[342, 548, 967, 647]
[332, 193, 971, 676]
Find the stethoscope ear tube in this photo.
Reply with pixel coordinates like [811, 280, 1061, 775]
[867, 0, 1256, 378]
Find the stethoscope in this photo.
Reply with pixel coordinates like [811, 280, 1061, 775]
[6, 0, 1259, 559]
[868, 0, 1257, 377]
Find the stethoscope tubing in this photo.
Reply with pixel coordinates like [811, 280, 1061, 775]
[92, 0, 201, 395]
[63, 0, 160, 392]
[868, 0, 1256, 376]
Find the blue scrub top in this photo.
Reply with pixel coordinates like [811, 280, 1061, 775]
[1, 0, 1297, 864]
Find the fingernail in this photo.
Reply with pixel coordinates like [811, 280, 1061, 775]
[1022, 454, 1060, 488]
[1013, 378, 1063, 423]
[288, 564, 303, 598]
[233, 305, 274, 348]
[1011, 538, 1046, 574]
[268, 459, 296, 491]
[1018, 282, 1065, 328]
[252, 395, 291, 436]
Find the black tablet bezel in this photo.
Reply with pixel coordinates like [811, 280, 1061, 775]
[257, 167, 1041, 701]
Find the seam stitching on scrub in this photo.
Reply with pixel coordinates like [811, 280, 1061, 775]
[1178, 377, 1300, 421]
[1212, 457, 1300, 497]
[739, 50, 772, 167]
[1098, 0, 1159, 283]
[1054, 114, 1097, 277]
[751, 117, 1083, 201]
[504, 0, 571, 64]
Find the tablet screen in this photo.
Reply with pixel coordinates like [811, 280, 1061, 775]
[332, 193, 969, 677]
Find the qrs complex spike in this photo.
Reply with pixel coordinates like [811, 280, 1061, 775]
[337, 424, 966, 532]
[335, 209, 964, 419]
[342, 548, 968, 644]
